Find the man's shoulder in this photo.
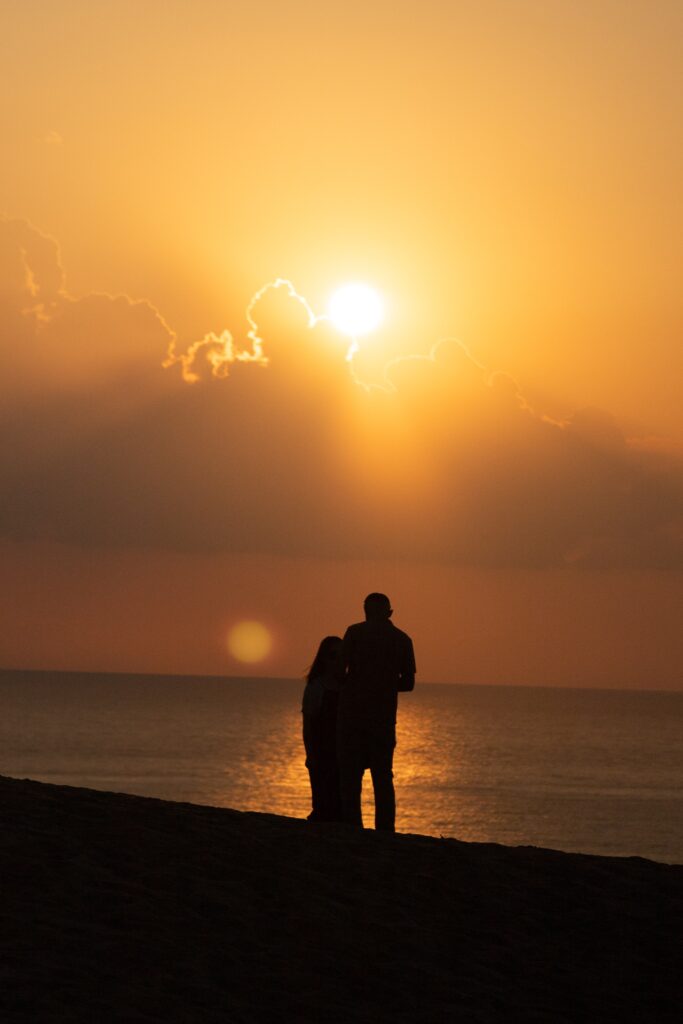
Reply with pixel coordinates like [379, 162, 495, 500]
[344, 621, 412, 639]
[389, 623, 413, 645]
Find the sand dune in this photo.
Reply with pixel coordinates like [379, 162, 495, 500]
[1, 775, 681, 1022]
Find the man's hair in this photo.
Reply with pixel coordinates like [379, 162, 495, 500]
[364, 592, 392, 619]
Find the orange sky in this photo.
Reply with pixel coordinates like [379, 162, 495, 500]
[1, 1, 681, 688]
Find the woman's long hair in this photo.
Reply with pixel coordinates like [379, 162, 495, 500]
[306, 635, 342, 683]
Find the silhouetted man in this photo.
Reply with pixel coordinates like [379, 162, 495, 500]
[338, 593, 416, 832]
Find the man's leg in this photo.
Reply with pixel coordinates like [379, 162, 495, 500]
[337, 717, 364, 827]
[369, 726, 396, 832]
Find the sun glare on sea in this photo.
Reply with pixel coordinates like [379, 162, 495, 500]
[227, 621, 272, 664]
[328, 282, 384, 337]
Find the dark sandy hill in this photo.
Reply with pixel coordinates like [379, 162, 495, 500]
[1, 775, 681, 1023]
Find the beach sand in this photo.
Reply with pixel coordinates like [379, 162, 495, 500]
[1, 774, 681, 1022]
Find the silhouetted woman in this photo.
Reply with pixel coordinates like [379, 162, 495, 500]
[302, 635, 343, 822]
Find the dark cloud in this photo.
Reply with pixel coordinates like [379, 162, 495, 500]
[1, 218, 681, 568]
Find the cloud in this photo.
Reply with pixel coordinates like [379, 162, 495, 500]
[0, 216, 64, 313]
[162, 277, 349, 383]
[0, 216, 176, 403]
[1, 217, 681, 569]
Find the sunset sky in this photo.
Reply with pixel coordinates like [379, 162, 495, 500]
[2, 0, 681, 688]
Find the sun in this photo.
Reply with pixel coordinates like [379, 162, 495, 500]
[227, 620, 272, 664]
[328, 282, 384, 337]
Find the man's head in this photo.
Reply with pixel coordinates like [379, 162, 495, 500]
[363, 592, 392, 621]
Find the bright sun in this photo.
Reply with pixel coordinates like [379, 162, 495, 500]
[328, 282, 384, 337]
[227, 620, 272, 664]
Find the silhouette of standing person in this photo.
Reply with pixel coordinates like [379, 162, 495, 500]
[302, 636, 343, 822]
[338, 593, 416, 832]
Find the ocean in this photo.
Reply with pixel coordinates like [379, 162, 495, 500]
[1, 670, 681, 863]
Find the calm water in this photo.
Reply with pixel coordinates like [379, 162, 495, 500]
[1, 670, 681, 863]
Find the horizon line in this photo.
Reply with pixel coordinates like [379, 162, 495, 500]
[1, 666, 681, 695]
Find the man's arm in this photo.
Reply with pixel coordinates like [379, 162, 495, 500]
[341, 626, 353, 681]
[397, 635, 416, 692]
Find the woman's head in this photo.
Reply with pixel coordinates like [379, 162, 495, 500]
[307, 635, 342, 682]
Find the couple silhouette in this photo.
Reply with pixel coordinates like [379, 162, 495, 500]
[302, 593, 416, 832]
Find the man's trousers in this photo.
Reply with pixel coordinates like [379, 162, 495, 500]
[337, 717, 396, 832]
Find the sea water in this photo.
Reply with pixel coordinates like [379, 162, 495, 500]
[1, 670, 681, 863]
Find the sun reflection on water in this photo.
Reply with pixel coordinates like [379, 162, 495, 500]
[201, 682, 489, 838]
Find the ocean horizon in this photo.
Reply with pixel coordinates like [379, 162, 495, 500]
[5, 667, 682, 690]
[2, 668, 681, 864]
